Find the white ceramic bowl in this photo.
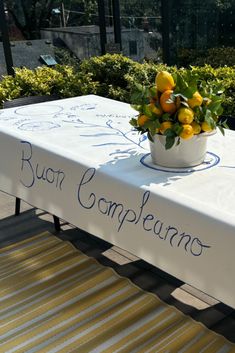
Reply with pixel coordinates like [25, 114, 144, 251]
[149, 131, 216, 168]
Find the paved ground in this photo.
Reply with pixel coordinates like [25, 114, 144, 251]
[0, 191, 234, 343]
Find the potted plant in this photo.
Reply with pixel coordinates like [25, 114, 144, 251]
[130, 70, 227, 168]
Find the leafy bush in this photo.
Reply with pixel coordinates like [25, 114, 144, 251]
[79, 54, 175, 102]
[194, 47, 235, 68]
[79, 53, 137, 101]
[178, 47, 235, 68]
[189, 65, 235, 116]
[0, 65, 98, 107]
[0, 54, 234, 116]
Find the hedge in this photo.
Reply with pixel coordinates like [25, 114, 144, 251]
[177, 47, 235, 69]
[0, 53, 234, 116]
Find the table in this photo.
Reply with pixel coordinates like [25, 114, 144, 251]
[0, 94, 234, 308]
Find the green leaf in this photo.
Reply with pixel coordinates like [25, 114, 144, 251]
[204, 109, 212, 124]
[217, 125, 225, 135]
[130, 84, 149, 105]
[147, 131, 154, 142]
[182, 86, 197, 99]
[145, 120, 160, 136]
[173, 123, 183, 136]
[129, 118, 138, 127]
[174, 73, 188, 92]
[219, 119, 229, 130]
[165, 135, 176, 150]
[130, 104, 142, 113]
[217, 106, 224, 116]
[142, 104, 152, 117]
[164, 128, 176, 138]
[209, 101, 222, 114]
[162, 113, 171, 121]
[149, 86, 158, 98]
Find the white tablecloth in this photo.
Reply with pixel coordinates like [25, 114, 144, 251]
[0, 95, 234, 308]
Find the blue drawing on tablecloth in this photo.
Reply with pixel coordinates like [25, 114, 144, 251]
[76, 119, 147, 150]
[15, 104, 64, 116]
[70, 103, 97, 111]
[96, 113, 137, 120]
[53, 113, 83, 123]
[219, 165, 235, 169]
[0, 115, 18, 121]
[9, 101, 145, 150]
[140, 152, 220, 173]
[18, 121, 60, 131]
[14, 118, 31, 127]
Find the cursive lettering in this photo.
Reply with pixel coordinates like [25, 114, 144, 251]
[77, 168, 211, 257]
[20, 141, 65, 189]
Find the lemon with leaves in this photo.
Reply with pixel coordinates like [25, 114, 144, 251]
[149, 102, 162, 116]
[187, 91, 203, 108]
[160, 90, 177, 114]
[156, 71, 175, 93]
[137, 114, 149, 127]
[178, 107, 194, 124]
[191, 121, 201, 134]
[159, 121, 173, 134]
[180, 124, 194, 140]
[201, 121, 214, 132]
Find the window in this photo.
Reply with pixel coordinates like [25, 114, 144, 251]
[129, 40, 137, 55]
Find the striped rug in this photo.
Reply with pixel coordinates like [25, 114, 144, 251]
[0, 232, 234, 353]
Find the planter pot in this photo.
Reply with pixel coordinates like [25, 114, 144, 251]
[149, 131, 216, 168]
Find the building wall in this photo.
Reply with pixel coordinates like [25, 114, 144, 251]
[41, 26, 145, 61]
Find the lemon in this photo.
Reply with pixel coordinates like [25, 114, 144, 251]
[201, 121, 213, 132]
[188, 91, 203, 108]
[179, 124, 194, 140]
[160, 90, 177, 114]
[137, 114, 149, 127]
[155, 71, 175, 93]
[191, 121, 201, 134]
[178, 107, 194, 124]
[149, 102, 162, 116]
[159, 121, 172, 134]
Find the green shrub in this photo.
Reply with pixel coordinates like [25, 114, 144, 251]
[79, 53, 137, 101]
[0, 54, 234, 116]
[0, 65, 99, 106]
[79, 54, 175, 102]
[178, 47, 235, 68]
[80, 54, 134, 88]
[194, 47, 235, 68]
[190, 65, 235, 116]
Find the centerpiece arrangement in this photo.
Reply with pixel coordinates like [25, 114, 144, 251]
[130, 70, 226, 168]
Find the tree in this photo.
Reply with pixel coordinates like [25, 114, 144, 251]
[119, 0, 161, 30]
[5, 0, 97, 39]
[65, 0, 97, 27]
[5, 0, 58, 39]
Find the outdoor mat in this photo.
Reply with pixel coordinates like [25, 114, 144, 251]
[0, 231, 234, 353]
